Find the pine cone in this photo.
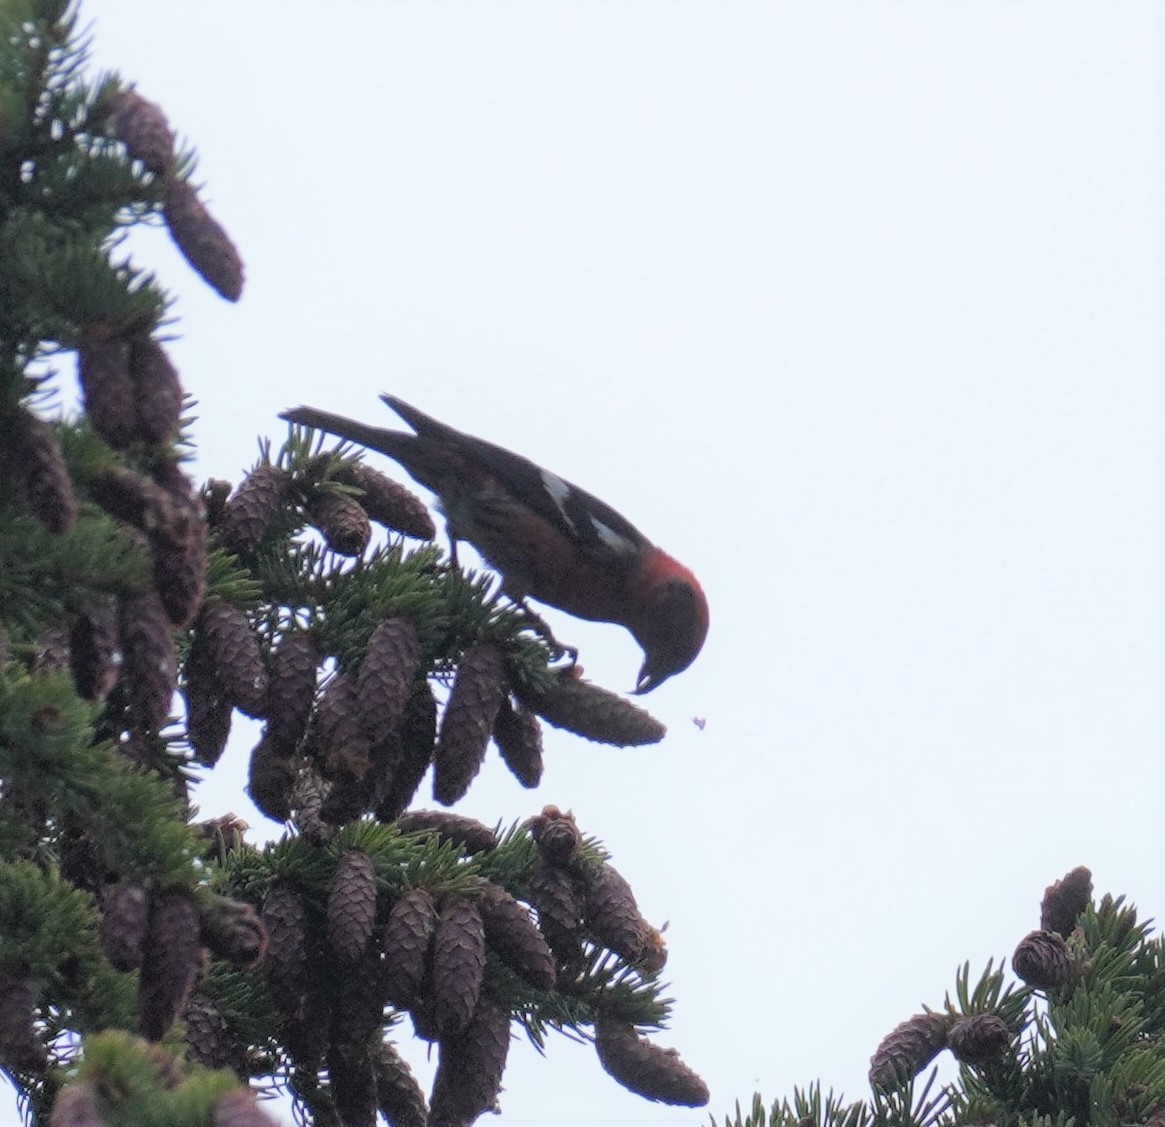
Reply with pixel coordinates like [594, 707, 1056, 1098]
[1012, 930, 1073, 990]
[868, 1012, 951, 1092]
[119, 590, 177, 734]
[213, 1089, 282, 1127]
[1040, 866, 1093, 938]
[282, 986, 333, 1071]
[200, 896, 268, 966]
[0, 971, 46, 1072]
[219, 464, 289, 555]
[327, 851, 379, 965]
[327, 1039, 378, 1127]
[333, 461, 436, 540]
[69, 608, 119, 701]
[138, 889, 201, 1041]
[528, 805, 581, 867]
[184, 637, 233, 766]
[149, 459, 208, 628]
[492, 697, 543, 788]
[100, 880, 150, 971]
[526, 860, 584, 966]
[473, 879, 555, 990]
[308, 489, 372, 556]
[8, 408, 77, 533]
[50, 1082, 102, 1127]
[518, 673, 665, 746]
[248, 738, 295, 822]
[429, 993, 511, 1127]
[396, 810, 498, 853]
[197, 599, 267, 717]
[262, 883, 309, 1011]
[375, 681, 437, 822]
[319, 775, 369, 826]
[947, 1014, 1011, 1065]
[432, 898, 486, 1037]
[373, 1041, 429, 1127]
[89, 465, 178, 534]
[129, 334, 182, 444]
[356, 617, 420, 740]
[433, 644, 506, 806]
[383, 888, 438, 1008]
[313, 671, 372, 780]
[266, 630, 317, 754]
[164, 178, 245, 302]
[593, 1014, 708, 1107]
[77, 331, 136, 449]
[183, 992, 246, 1077]
[110, 88, 174, 174]
[582, 860, 649, 965]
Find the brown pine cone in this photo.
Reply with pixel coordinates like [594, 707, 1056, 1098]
[308, 489, 371, 557]
[383, 888, 438, 1008]
[333, 461, 436, 540]
[312, 671, 372, 781]
[100, 880, 151, 971]
[319, 775, 370, 826]
[473, 879, 555, 990]
[88, 465, 178, 534]
[213, 1089, 282, 1127]
[49, 1081, 103, 1127]
[327, 851, 379, 965]
[149, 459, 208, 628]
[197, 599, 267, 717]
[375, 681, 437, 822]
[262, 883, 309, 1011]
[247, 738, 295, 822]
[109, 88, 174, 174]
[582, 860, 649, 965]
[518, 673, 666, 746]
[69, 608, 119, 701]
[433, 644, 506, 806]
[1040, 866, 1093, 938]
[492, 697, 543, 788]
[0, 971, 46, 1072]
[219, 464, 289, 555]
[8, 408, 77, 533]
[138, 888, 201, 1041]
[429, 993, 511, 1127]
[200, 896, 268, 966]
[396, 810, 498, 854]
[594, 1014, 708, 1107]
[528, 805, 581, 867]
[432, 898, 486, 1037]
[356, 617, 420, 740]
[1013, 930, 1073, 990]
[327, 1039, 378, 1127]
[184, 636, 233, 767]
[164, 178, 244, 302]
[77, 331, 136, 449]
[526, 860, 584, 966]
[183, 992, 246, 1077]
[868, 1012, 951, 1092]
[373, 1041, 429, 1127]
[947, 1014, 1011, 1065]
[130, 335, 182, 445]
[266, 630, 317, 754]
[119, 590, 177, 734]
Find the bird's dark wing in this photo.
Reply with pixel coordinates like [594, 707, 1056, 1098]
[382, 395, 650, 560]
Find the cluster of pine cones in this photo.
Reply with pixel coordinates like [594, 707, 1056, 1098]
[867, 865, 1094, 1092]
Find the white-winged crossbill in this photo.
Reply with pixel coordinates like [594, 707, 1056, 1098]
[280, 396, 708, 693]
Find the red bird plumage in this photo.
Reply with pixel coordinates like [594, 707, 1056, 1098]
[280, 395, 708, 693]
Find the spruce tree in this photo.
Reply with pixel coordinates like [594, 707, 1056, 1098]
[0, 3, 706, 1124]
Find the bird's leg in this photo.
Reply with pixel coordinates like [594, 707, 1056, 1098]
[443, 520, 460, 570]
[512, 600, 579, 668]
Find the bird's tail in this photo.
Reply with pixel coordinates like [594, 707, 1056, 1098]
[279, 406, 418, 463]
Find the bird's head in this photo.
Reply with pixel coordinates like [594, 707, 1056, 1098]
[628, 550, 709, 694]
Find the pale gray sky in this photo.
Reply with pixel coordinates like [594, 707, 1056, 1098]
[20, 4, 1165, 1126]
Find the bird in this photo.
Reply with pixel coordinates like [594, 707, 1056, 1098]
[279, 394, 708, 693]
